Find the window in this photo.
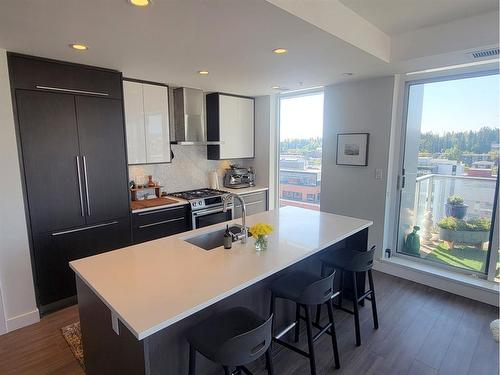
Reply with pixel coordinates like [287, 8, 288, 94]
[396, 72, 499, 278]
[279, 91, 324, 210]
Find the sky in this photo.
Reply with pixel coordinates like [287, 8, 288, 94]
[279, 74, 499, 140]
[280, 93, 324, 141]
[419, 73, 499, 134]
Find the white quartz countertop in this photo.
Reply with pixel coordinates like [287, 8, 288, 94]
[70, 206, 372, 340]
[223, 186, 269, 195]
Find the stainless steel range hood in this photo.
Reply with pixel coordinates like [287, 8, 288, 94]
[171, 87, 221, 145]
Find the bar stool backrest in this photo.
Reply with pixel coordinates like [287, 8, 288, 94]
[213, 314, 273, 367]
[297, 270, 336, 305]
[345, 245, 376, 272]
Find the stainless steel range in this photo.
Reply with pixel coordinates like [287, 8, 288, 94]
[169, 188, 233, 229]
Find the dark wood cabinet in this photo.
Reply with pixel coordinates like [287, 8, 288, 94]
[9, 54, 131, 312]
[75, 96, 130, 224]
[132, 205, 190, 244]
[33, 217, 131, 308]
[16, 90, 86, 233]
[8, 54, 123, 99]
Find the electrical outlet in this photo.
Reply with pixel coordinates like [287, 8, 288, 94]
[375, 168, 383, 180]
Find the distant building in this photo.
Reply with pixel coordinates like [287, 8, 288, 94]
[462, 153, 495, 166]
[279, 169, 321, 210]
[417, 157, 464, 176]
[280, 156, 306, 170]
[468, 161, 494, 177]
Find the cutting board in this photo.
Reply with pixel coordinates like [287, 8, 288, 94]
[131, 197, 180, 211]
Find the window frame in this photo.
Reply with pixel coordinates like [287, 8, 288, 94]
[391, 68, 500, 280]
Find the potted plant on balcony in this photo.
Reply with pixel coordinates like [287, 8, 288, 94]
[445, 195, 468, 219]
[437, 217, 491, 250]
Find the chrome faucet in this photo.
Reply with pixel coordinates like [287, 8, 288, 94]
[223, 193, 248, 244]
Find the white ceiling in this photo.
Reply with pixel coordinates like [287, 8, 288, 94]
[0, 0, 390, 96]
[340, 0, 499, 35]
[0, 0, 497, 96]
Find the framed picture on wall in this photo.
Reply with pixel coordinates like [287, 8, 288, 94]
[336, 133, 369, 166]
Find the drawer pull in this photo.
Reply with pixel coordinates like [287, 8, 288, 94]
[52, 221, 118, 236]
[35, 85, 109, 96]
[235, 200, 264, 208]
[138, 217, 184, 229]
[241, 191, 266, 199]
[137, 206, 185, 216]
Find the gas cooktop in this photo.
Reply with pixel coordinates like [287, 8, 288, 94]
[169, 188, 229, 201]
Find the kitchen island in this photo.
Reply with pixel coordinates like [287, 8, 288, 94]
[70, 206, 372, 374]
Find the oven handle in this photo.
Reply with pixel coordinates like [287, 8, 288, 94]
[192, 205, 234, 229]
[192, 206, 233, 216]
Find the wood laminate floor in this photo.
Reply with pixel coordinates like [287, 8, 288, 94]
[0, 271, 498, 375]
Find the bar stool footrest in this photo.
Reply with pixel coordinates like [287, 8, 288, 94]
[272, 337, 310, 358]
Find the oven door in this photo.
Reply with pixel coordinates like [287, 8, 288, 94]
[192, 206, 233, 229]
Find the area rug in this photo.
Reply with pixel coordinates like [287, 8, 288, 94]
[61, 321, 85, 369]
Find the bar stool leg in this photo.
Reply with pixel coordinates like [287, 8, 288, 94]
[188, 344, 196, 375]
[368, 270, 379, 329]
[315, 263, 327, 325]
[326, 299, 340, 369]
[304, 306, 317, 375]
[338, 270, 344, 309]
[351, 272, 361, 346]
[270, 292, 276, 336]
[265, 346, 275, 375]
[294, 303, 301, 343]
[223, 365, 230, 375]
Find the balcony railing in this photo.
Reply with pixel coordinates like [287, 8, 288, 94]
[414, 174, 497, 228]
[400, 174, 497, 274]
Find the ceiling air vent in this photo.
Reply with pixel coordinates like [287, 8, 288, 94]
[468, 48, 499, 59]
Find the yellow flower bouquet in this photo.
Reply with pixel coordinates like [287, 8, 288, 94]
[249, 223, 273, 251]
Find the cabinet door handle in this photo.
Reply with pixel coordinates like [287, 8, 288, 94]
[75, 156, 84, 217]
[138, 217, 185, 229]
[82, 155, 91, 216]
[52, 221, 119, 236]
[35, 85, 109, 97]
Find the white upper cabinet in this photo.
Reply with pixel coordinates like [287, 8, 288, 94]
[143, 84, 171, 163]
[123, 80, 171, 164]
[207, 93, 255, 160]
[123, 81, 146, 164]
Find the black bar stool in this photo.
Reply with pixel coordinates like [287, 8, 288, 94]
[316, 245, 378, 346]
[186, 307, 274, 375]
[269, 270, 340, 375]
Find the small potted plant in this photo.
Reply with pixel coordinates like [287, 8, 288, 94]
[249, 223, 274, 251]
[445, 195, 468, 219]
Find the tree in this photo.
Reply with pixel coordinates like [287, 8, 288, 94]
[441, 145, 462, 161]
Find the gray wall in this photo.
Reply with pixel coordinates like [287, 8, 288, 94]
[255, 95, 277, 209]
[321, 76, 395, 252]
[0, 49, 38, 333]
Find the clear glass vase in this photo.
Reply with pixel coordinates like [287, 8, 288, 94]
[254, 235, 269, 251]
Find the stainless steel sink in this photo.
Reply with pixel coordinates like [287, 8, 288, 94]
[184, 225, 251, 251]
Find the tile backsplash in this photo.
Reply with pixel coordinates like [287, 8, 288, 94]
[128, 145, 250, 194]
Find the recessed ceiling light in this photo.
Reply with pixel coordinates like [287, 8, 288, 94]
[198, 70, 209, 76]
[70, 44, 88, 51]
[273, 48, 288, 55]
[271, 86, 281, 89]
[342, 72, 354, 76]
[129, 0, 150, 6]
